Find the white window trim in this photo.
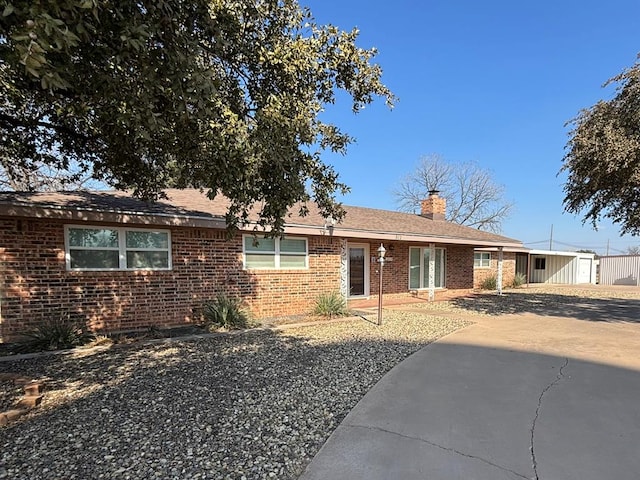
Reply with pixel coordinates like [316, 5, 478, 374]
[474, 252, 492, 268]
[243, 235, 309, 270]
[347, 242, 370, 298]
[408, 246, 446, 290]
[65, 225, 172, 271]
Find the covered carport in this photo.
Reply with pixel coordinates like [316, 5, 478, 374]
[528, 249, 596, 284]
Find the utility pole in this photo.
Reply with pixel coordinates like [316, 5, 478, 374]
[549, 224, 553, 250]
[606, 239, 610, 256]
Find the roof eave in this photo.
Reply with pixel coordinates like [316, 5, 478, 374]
[475, 246, 531, 253]
[2, 204, 228, 229]
[281, 224, 524, 248]
[3, 203, 523, 248]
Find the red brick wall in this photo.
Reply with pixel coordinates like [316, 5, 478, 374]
[473, 252, 517, 288]
[0, 217, 341, 340]
[246, 236, 341, 318]
[445, 245, 475, 289]
[364, 241, 474, 300]
[0, 216, 480, 341]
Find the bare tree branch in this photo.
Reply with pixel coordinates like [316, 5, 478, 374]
[0, 159, 103, 192]
[393, 154, 514, 233]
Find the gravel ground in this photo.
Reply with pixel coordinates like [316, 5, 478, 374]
[0, 311, 470, 480]
[410, 285, 640, 317]
[0, 379, 23, 412]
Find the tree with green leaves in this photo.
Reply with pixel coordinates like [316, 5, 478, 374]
[0, 0, 393, 233]
[562, 56, 640, 235]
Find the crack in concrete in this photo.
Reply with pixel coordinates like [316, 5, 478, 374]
[530, 358, 569, 480]
[346, 423, 530, 479]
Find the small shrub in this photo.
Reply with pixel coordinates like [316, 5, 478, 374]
[479, 275, 497, 290]
[19, 316, 93, 352]
[313, 291, 348, 318]
[202, 294, 251, 330]
[511, 272, 527, 288]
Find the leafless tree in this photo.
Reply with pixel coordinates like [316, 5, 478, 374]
[0, 158, 102, 191]
[394, 154, 513, 232]
[624, 245, 640, 255]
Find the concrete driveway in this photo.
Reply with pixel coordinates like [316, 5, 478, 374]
[300, 297, 640, 480]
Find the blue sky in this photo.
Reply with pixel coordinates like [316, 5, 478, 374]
[302, 0, 640, 254]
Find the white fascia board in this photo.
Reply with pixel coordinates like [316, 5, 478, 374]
[475, 246, 531, 253]
[529, 249, 595, 258]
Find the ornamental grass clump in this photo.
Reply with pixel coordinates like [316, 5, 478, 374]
[202, 294, 252, 331]
[511, 272, 527, 288]
[313, 291, 348, 318]
[20, 315, 93, 352]
[480, 275, 498, 290]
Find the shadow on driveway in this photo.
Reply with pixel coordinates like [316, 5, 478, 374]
[450, 291, 640, 323]
[301, 340, 640, 480]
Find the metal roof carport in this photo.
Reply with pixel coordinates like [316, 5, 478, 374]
[528, 249, 596, 284]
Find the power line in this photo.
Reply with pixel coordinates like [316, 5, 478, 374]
[523, 237, 640, 254]
[525, 240, 609, 251]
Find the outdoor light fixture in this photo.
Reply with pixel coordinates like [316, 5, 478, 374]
[377, 243, 386, 326]
[323, 216, 336, 236]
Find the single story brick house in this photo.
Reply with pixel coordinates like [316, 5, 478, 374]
[473, 246, 530, 288]
[0, 189, 523, 341]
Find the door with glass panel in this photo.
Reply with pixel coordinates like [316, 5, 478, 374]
[348, 244, 369, 297]
[409, 246, 445, 289]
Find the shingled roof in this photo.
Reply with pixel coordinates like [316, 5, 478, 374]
[0, 189, 523, 247]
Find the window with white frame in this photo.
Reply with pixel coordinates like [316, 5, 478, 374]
[409, 246, 445, 289]
[66, 226, 171, 270]
[243, 235, 308, 269]
[474, 252, 491, 268]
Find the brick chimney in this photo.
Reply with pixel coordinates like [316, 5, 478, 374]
[420, 190, 446, 220]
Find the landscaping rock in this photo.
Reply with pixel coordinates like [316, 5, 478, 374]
[0, 311, 470, 480]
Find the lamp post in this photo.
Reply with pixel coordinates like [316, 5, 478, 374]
[377, 243, 386, 326]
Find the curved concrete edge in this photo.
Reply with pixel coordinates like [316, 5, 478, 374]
[298, 327, 542, 480]
[299, 313, 640, 480]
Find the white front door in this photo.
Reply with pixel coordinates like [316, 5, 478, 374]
[348, 244, 370, 297]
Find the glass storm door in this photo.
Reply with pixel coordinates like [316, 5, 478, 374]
[348, 245, 369, 297]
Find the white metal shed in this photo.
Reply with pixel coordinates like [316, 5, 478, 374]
[528, 250, 596, 284]
[598, 255, 640, 286]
